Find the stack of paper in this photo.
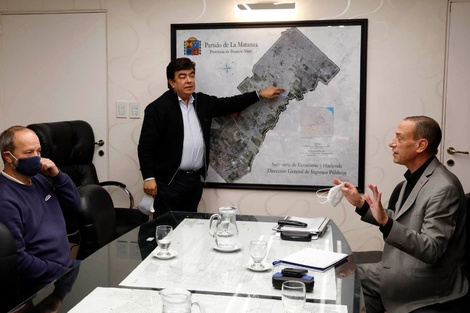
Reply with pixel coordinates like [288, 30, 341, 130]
[273, 247, 348, 271]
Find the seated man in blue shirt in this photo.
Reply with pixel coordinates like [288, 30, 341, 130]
[0, 126, 82, 301]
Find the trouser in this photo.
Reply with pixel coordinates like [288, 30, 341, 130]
[153, 171, 203, 216]
[358, 263, 469, 313]
[409, 294, 469, 313]
[357, 263, 386, 313]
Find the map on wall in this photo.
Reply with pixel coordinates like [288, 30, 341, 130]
[171, 20, 367, 191]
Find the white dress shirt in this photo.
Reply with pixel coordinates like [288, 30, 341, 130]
[178, 95, 204, 171]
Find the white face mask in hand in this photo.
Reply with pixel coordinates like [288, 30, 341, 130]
[317, 183, 345, 207]
[137, 194, 155, 216]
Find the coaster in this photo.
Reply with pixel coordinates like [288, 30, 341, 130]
[153, 249, 178, 260]
[246, 262, 273, 272]
[213, 245, 241, 252]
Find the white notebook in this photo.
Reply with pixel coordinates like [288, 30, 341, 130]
[272, 216, 330, 238]
[273, 247, 348, 271]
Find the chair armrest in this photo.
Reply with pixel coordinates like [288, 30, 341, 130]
[98, 181, 134, 209]
[99, 180, 127, 188]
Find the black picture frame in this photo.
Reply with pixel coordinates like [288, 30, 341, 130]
[171, 19, 367, 192]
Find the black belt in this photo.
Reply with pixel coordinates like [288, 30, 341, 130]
[178, 169, 199, 175]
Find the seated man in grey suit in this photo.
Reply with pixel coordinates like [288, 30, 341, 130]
[334, 116, 468, 313]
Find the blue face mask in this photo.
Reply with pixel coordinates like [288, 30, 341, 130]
[8, 152, 41, 177]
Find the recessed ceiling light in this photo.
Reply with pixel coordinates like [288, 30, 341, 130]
[237, 2, 296, 10]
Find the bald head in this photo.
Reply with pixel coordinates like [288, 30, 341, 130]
[0, 126, 40, 162]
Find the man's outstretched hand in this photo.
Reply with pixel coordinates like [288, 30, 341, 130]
[259, 87, 285, 99]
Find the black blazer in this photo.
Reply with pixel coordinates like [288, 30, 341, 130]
[138, 90, 260, 184]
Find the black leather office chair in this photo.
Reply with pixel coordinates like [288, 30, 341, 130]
[0, 222, 20, 312]
[464, 193, 470, 278]
[76, 185, 117, 260]
[27, 120, 148, 237]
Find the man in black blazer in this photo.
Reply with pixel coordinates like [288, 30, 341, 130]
[335, 116, 468, 313]
[138, 57, 283, 216]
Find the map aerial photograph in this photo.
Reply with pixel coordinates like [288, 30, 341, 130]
[174, 21, 366, 190]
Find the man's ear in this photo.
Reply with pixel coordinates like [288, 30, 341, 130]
[416, 138, 428, 153]
[168, 79, 175, 90]
[2, 151, 13, 164]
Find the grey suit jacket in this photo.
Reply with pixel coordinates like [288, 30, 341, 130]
[361, 157, 468, 312]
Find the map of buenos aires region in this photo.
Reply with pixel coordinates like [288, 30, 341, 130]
[210, 27, 340, 183]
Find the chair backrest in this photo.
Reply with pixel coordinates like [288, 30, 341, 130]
[27, 120, 100, 187]
[464, 193, 470, 277]
[77, 185, 117, 260]
[27, 120, 144, 254]
[0, 222, 20, 312]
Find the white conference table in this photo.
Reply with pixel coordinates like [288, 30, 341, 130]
[10, 212, 362, 313]
[121, 218, 340, 301]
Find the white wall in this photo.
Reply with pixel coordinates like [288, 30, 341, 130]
[0, 0, 449, 251]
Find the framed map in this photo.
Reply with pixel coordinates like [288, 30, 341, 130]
[171, 20, 367, 191]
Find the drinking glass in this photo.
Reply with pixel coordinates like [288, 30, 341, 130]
[281, 281, 306, 313]
[249, 240, 268, 269]
[160, 288, 205, 313]
[156, 225, 173, 257]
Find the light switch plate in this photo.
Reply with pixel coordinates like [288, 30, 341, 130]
[116, 101, 128, 118]
[130, 242, 141, 260]
[117, 241, 128, 259]
[129, 101, 140, 119]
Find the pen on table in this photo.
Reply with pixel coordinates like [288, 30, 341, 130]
[277, 220, 308, 227]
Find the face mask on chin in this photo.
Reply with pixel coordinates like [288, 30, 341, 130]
[8, 152, 41, 177]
